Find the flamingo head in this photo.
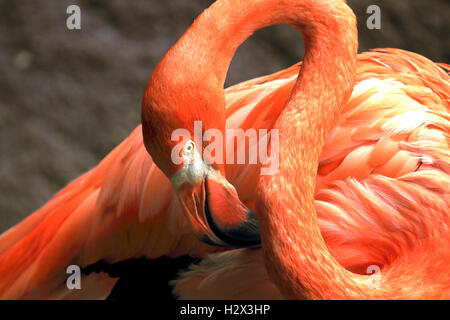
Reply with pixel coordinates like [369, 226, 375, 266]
[141, 64, 260, 248]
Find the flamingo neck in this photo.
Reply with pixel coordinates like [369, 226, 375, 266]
[154, 0, 368, 298]
[244, 2, 374, 299]
[154, 0, 354, 89]
[146, 0, 357, 172]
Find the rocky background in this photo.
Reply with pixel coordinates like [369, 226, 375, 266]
[0, 0, 449, 232]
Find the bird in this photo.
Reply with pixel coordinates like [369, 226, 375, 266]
[170, 0, 450, 299]
[0, 0, 449, 299]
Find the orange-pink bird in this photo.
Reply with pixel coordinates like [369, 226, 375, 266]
[0, 0, 449, 299]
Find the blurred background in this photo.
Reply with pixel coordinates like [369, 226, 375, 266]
[0, 0, 449, 232]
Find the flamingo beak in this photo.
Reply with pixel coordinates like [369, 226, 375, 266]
[174, 169, 261, 248]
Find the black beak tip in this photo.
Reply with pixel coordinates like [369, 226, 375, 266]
[203, 178, 261, 248]
[206, 205, 261, 248]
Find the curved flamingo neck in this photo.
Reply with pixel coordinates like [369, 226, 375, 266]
[239, 2, 373, 299]
[144, 0, 357, 174]
[156, 0, 356, 90]
[149, 0, 365, 298]
[181, 0, 364, 299]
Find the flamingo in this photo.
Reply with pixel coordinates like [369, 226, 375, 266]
[171, 0, 450, 299]
[0, 0, 449, 299]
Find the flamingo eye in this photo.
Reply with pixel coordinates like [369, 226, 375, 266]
[184, 140, 195, 154]
[180, 140, 197, 166]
